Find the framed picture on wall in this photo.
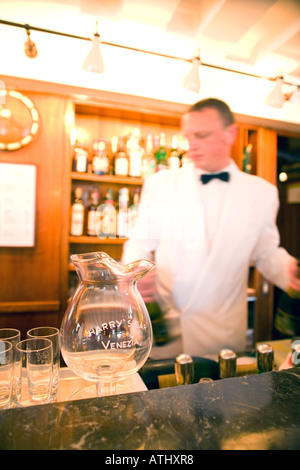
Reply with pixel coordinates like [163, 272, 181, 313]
[0, 163, 36, 247]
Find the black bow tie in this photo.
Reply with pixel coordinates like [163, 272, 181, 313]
[201, 171, 230, 184]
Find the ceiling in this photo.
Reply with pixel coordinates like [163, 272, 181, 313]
[1, 0, 300, 84]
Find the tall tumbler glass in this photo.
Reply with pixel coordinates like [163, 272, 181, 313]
[0, 340, 14, 409]
[27, 327, 60, 401]
[15, 338, 53, 407]
[0, 329, 21, 404]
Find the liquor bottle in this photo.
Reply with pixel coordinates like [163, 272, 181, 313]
[155, 133, 168, 171]
[92, 140, 109, 175]
[179, 136, 193, 168]
[72, 141, 89, 173]
[114, 137, 129, 176]
[291, 341, 300, 368]
[128, 187, 140, 232]
[218, 349, 237, 379]
[86, 187, 101, 237]
[175, 354, 194, 385]
[287, 260, 300, 299]
[256, 344, 274, 373]
[243, 144, 252, 173]
[117, 187, 129, 238]
[99, 188, 117, 238]
[70, 187, 85, 236]
[109, 136, 118, 175]
[141, 133, 156, 179]
[128, 128, 143, 178]
[168, 135, 180, 170]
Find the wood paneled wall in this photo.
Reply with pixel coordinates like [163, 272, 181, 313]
[0, 89, 72, 338]
[0, 76, 298, 345]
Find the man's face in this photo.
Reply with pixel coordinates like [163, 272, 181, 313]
[181, 108, 237, 172]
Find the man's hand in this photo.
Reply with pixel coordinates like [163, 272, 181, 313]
[137, 267, 157, 303]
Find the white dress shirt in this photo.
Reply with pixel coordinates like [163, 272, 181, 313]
[196, 161, 233, 252]
[122, 160, 294, 359]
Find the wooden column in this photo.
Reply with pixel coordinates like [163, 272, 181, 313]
[254, 127, 278, 342]
[256, 127, 277, 184]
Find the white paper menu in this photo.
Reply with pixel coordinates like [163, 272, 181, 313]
[0, 163, 36, 247]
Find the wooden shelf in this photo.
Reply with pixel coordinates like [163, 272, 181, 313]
[69, 236, 127, 244]
[71, 172, 143, 185]
[74, 101, 182, 127]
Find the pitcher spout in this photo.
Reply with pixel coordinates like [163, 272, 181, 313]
[124, 259, 155, 281]
[97, 254, 155, 280]
[70, 251, 154, 282]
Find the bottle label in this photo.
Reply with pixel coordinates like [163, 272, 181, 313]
[87, 210, 101, 236]
[99, 205, 117, 237]
[128, 204, 139, 232]
[71, 204, 84, 236]
[93, 155, 108, 175]
[115, 155, 128, 176]
[129, 150, 142, 177]
[75, 149, 88, 173]
[117, 210, 128, 238]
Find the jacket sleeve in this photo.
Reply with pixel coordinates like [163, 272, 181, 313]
[250, 183, 294, 291]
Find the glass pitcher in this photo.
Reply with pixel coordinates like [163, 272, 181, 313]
[60, 251, 154, 397]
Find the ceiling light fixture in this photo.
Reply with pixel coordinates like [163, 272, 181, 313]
[1, 19, 299, 100]
[264, 76, 286, 108]
[182, 50, 201, 93]
[288, 86, 300, 104]
[24, 24, 37, 58]
[82, 21, 105, 74]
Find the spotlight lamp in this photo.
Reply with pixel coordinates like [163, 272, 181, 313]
[82, 21, 105, 74]
[264, 76, 286, 108]
[182, 50, 201, 93]
[24, 24, 37, 58]
[0, 18, 299, 105]
[288, 86, 300, 104]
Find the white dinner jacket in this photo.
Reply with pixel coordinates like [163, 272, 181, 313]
[122, 160, 293, 356]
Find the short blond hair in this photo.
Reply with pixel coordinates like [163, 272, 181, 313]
[188, 98, 235, 127]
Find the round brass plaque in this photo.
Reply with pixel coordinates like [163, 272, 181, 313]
[0, 89, 39, 151]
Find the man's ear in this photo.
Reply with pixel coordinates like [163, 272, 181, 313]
[226, 124, 238, 145]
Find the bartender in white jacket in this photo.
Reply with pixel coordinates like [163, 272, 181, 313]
[122, 98, 300, 359]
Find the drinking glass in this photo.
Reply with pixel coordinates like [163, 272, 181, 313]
[0, 328, 21, 404]
[0, 328, 21, 347]
[27, 327, 60, 400]
[15, 338, 53, 407]
[0, 340, 14, 409]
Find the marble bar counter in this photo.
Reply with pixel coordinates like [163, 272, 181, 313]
[1, 367, 300, 450]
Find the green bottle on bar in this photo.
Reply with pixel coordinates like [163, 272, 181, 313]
[155, 133, 168, 172]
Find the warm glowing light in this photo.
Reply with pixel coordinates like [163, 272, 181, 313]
[8, 90, 23, 100]
[0, 108, 11, 118]
[70, 128, 77, 146]
[279, 172, 288, 182]
[31, 122, 39, 135]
